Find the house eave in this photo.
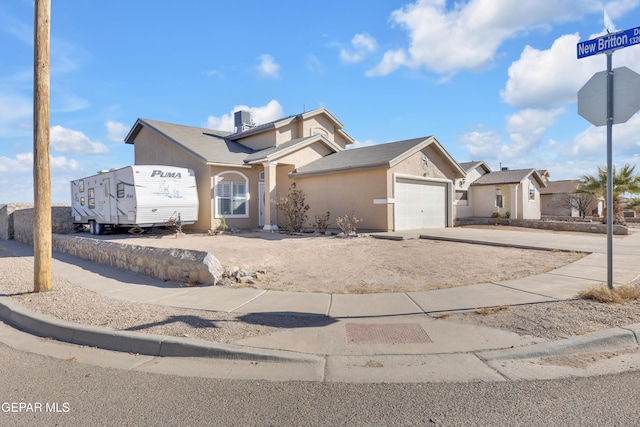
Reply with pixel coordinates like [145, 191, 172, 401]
[290, 163, 388, 178]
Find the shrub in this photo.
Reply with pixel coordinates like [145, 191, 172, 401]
[491, 212, 500, 218]
[336, 210, 362, 236]
[313, 211, 331, 233]
[578, 284, 640, 304]
[275, 184, 309, 232]
[474, 305, 510, 315]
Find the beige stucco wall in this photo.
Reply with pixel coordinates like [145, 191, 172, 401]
[294, 168, 390, 231]
[471, 179, 542, 219]
[237, 112, 346, 151]
[454, 166, 487, 219]
[388, 148, 454, 181]
[276, 143, 333, 169]
[521, 178, 542, 219]
[471, 185, 501, 217]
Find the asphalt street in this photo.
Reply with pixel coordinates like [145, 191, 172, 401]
[1, 341, 640, 427]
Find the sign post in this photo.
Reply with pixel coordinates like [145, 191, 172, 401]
[577, 26, 640, 290]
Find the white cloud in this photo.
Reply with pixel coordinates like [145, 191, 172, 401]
[501, 34, 601, 108]
[0, 152, 82, 203]
[0, 93, 31, 137]
[206, 69, 224, 78]
[461, 129, 503, 160]
[205, 99, 285, 132]
[372, 0, 619, 76]
[105, 120, 129, 142]
[505, 108, 565, 155]
[340, 33, 378, 63]
[256, 54, 280, 79]
[348, 139, 378, 149]
[366, 50, 407, 77]
[306, 54, 325, 74]
[571, 113, 640, 159]
[0, 152, 35, 173]
[50, 125, 110, 155]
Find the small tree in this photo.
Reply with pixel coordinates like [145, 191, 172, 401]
[275, 184, 309, 232]
[553, 192, 597, 219]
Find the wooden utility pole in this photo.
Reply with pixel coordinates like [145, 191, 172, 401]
[33, 0, 52, 292]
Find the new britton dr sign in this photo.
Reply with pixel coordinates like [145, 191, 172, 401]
[577, 26, 640, 58]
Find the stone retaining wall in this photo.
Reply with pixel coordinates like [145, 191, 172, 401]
[52, 234, 222, 285]
[0, 203, 33, 240]
[16, 206, 76, 244]
[1, 204, 221, 286]
[456, 217, 628, 235]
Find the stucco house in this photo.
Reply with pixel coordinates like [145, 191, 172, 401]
[124, 108, 466, 232]
[454, 161, 491, 219]
[467, 168, 547, 219]
[540, 179, 581, 217]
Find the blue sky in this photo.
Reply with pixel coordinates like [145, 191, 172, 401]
[1, 0, 640, 203]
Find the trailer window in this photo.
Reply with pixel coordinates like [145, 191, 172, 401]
[78, 180, 84, 193]
[80, 197, 85, 206]
[117, 183, 125, 198]
[88, 188, 95, 209]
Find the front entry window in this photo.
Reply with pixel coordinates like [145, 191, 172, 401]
[215, 171, 249, 218]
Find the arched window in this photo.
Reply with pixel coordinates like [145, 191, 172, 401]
[214, 171, 249, 218]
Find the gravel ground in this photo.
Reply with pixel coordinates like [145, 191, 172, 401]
[1, 245, 639, 344]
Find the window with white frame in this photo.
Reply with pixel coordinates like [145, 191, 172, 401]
[215, 174, 248, 217]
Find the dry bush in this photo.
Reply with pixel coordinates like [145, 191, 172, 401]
[579, 284, 640, 304]
[474, 305, 510, 315]
[336, 210, 362, 236]
[431, 312, 452, 319]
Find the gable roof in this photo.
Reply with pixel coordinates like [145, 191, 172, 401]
[539, 179, 579, 195]
[291, 136, 466, 178]
[458, 161, 491, 174]
[228, 107, 355, 145]
[243, 135, 342, 164]
[471, 168, 547, 187]
[125, 118, 254, 167]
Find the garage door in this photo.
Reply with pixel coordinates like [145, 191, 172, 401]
[394, 178, 447, 230]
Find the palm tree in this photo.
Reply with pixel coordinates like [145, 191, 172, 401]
[578, 164, 640, 225]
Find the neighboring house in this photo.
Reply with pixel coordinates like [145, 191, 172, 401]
[124, 108, 465, 232]
[468, 168, 547, 219]
[540, 179, 581, 217]
[537, 169, 551, 186]
[454, 161, 491, 219]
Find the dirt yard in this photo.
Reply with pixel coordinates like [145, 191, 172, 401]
[97, 230, 585, 294]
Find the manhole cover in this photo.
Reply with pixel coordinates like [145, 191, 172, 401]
[345, 323, 432, 344]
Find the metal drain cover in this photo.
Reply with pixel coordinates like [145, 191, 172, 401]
[345, 323, 432, 344]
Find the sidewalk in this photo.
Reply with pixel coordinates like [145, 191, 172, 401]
[1, 228, 640, 383]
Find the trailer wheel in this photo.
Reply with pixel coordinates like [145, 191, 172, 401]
[95, 223, 105, 235]
[89, 220, 96, 235]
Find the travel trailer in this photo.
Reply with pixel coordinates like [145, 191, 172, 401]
[70, 165, 199, 234]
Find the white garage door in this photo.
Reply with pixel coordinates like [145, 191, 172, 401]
[394, 178, 447, 230]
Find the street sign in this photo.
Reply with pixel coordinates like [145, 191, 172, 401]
[576, 23, 640, 290]
[578, 66, 640, 126]
[577, 26, 640, 58]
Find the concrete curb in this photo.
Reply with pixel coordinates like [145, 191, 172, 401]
[418, 234, 590, 253]
[477, 326, 640, 361]
[0, 296, 321, 364]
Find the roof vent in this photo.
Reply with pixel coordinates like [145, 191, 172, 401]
[501, 167, 509, 171]
[234, 110, 254, 133]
